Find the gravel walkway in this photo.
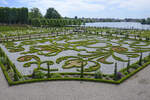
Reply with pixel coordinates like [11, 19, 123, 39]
[0, 66, 150, 100]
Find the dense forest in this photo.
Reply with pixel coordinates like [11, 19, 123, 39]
[0, 7, 82, 27]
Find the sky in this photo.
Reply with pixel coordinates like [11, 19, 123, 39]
[0, 0, 150, 18]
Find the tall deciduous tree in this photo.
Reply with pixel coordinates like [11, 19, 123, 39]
[29, 8, 43, 19]
[45, 8, 61, 19]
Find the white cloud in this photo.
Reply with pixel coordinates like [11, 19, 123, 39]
[0, 0, 8, 5]
[118, 0, 150, 10]
[17, 0, 106, 16]
[1, 0, 150, 18]
[107, 0, 150, 10]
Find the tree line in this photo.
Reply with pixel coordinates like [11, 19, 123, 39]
[30, 18, 82, 27]
[80, 18, 142, 23]
[141, 18, 150, 25]
[0, 7, 28, 24]
[0, 7, 82, 27]
[28, 8, 82, 27]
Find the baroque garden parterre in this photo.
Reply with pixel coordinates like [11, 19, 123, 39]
[1, 26, 150, 85]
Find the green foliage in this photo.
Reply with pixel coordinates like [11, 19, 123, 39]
[62, 59, 87, 69]
[23, 61, 38, 67]
[126, 53, 139, 58]
[97, 54, 114, 64]
[17, 55, 40, 62]
[9, 46, 25, 53]
[139, 52, 143, 65]
[41, 61, 54, 65]
[56, 56, 79, 64]
[94, 70, 102, 79]
[31, 18, 82, 27]
[114, 62, 117, 81]
[0, 62, 13, 85]
[0, 7, 28, 24]
[21, 40, 37, 45]
[112, 52, 128, 62]
[141, 18, 150, 25]
[31, 18, 41, 27]
[32, 70, 45, 79]
[2, 27, 150, 85]
[51, 73, 62, 78]
[28, 8, 43, 19]
[14, 73, 19, 81]
[127, 57, 130, 73]
[111, 46, 128, 53]
[129, 63, 139, 69]
[0, 47, 23, 83]
[118, 60, 150, 83]
[45, 8, 61, 19]
[80, 59, 84, 78]
[47, 63, 51, 78]
[77, 61, 100, 72]
[39, 67, 58, 71]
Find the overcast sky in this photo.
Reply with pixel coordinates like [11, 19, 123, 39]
[0, 0, 150, 18]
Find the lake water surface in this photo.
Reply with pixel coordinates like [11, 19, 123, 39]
[84, 22, 150, 30]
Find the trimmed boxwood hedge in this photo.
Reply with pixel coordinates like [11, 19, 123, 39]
[1, 57, 150, 86]
[1, 50, 150, 86]
[1, 29, 150, 85]
[0, 62, 12, 84]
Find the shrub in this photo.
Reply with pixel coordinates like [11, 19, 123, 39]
[139, 52, 143, 65]
[14, 73, 19, 81]
[94, 70, 102, 79]
[130, 63, 139, 69]
[114, 62, 117, 81]
[32, 70, 45, 79]
[51, 73, 62, 78]
[116, 72, 123, 80]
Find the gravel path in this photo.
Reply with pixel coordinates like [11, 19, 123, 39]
[0, 66, 150, 100]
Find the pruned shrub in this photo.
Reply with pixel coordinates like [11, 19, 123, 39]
[94, 70, 102, 79]
[32, 70, 45, 79]
[51, 73, 62, 78]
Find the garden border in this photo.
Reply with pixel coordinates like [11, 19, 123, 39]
[1, 58, 150, 86]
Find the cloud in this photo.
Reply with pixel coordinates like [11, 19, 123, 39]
[17, 0, 106, 16]
[118, 0, 150, 10]
[0, 0, 150, 18]
[107, 0, 150, 10]
[0, 0, 8, 5]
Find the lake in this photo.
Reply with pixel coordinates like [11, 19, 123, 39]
[84, 22, 150, 30]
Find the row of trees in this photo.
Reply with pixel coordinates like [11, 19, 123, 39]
[28, 8, 61, 19]
[0, 7, 81, 27]
[30, 18, 82, 27]
[0, 7, 28, 24]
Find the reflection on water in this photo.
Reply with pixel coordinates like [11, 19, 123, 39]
[84, 22, 150, 30]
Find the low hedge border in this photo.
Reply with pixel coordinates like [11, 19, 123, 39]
[9, 77, 120, 86]
[1, 57, 150, 86]
[0, 62, 13, 85]
[118, 59, 150, 83]
[1, 34, 150, 86]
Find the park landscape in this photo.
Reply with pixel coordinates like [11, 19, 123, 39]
[0, 1, 150, 86]
[1, 0, 150, 100]
[1, 25, 150, 85]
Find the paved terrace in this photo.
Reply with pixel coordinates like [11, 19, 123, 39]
[0, 65, 150, 100]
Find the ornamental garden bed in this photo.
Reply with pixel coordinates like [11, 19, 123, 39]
[1, 33, 150, 85]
